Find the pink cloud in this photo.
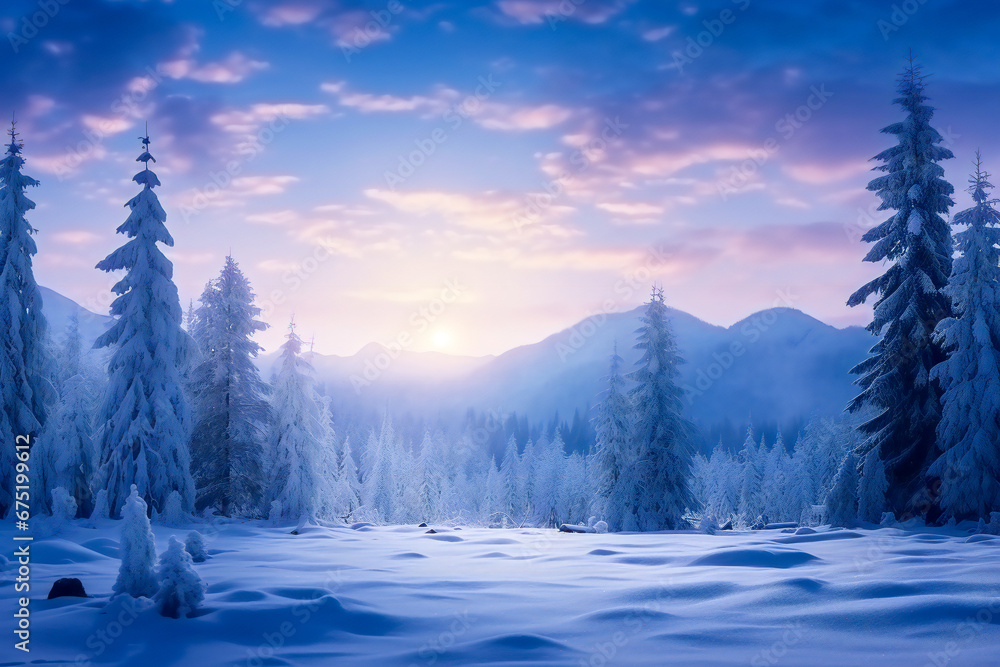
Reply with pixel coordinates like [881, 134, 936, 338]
[159, 52, 269, 84]
[496, 0, 634, 25]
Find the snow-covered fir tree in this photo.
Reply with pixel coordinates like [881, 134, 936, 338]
[592, 344, 637, 532]
[737, 427, 764, 524]
[94, 133, 195, 517]
[499, 434, 521, 526]
[826, 451, 860, 527]
[929, 155, 1000, 520]
[267, 321, 326, 522]
[858, 446, 888, 523]
[0, 121, 51, 517]
[114, 485, 158, 598]
[847, 60, 955, 515]
[532, 430, 566, 527]
[189, 256, 270, 516]
[155, 536, 205, 618]
[628, 288, 693, 530]
[416, 431, 446, 522]
[363, 415, 398, 522]
[762, 432, 789, 521]
[783, 436, 815, 522]
[704, 441, 740, 523]
[332, 436, 361, 519]
[185, 530, 208, 563]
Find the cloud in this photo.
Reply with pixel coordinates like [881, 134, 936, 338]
[783, 160, 871, 185]
[475, 103, 573, 131]
[322, 81, 573, 131]
[495, 0, 634, 25]
[596, 202, 664, 217]
[159, 51, 269, 85]
[210, 103, 330, 134]
[232, 175, 300, 196]
[256, 2, 325, 26]
[50, 230, 101, 245]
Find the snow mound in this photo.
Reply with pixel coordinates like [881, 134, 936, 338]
[689, 548, 819, 568]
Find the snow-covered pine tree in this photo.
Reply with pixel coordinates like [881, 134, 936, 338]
[857, 445, 888, 523]
[518, 438, 537, 522]
[499, 434, 521, 526]
[476, 456, 500, 525]
[762, 432, 788, 520]
[267, 321, 325, 522]
[362, 415, 397, 522]
[737, 426, 764, 525]
[114, 485, 158, 598]
[185, 530, 208, 562]
[50, 373, 96, 517]
[592, 344, 636, 532]
[847, 59, 955, 515]
[786, 434, 817, 520]
[416, 431, 445, 522]
[154, 535, 205, 618]
[332, 436, 361, 519]
[189, 256, 270, 516]
[826, 451, 860, 527]
[705, 441, 738, 523]
[532, 430, 565, 527]
[628, 287, 693, 530]
[316, 395, 341, 520]
[94, 132, 195, 517]
[928, 155, 1000, 520]
[0, 120, 51, 517]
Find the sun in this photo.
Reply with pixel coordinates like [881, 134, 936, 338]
[431, 329, 453, 350]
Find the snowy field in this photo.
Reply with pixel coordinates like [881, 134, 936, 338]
[4, 520, 1000, 666]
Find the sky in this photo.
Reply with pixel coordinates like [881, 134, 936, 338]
[4, 0, 1000, 357]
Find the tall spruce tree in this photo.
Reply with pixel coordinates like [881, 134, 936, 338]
[267, 321, 325, 522]
[94, 132, 195, 517]
[592, 344, 636, 532]
[189, 256, 269, 516]
[629, 287, 692, 530]
[929, 155, 1000, 520]
[0, 120, 51, 516]
[847, 59, 955, 515]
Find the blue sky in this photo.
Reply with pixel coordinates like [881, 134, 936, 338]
[4, 0, 1000, 356]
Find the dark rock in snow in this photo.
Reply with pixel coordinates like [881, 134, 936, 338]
[426, 529, 438, 534]
[418, 523, 428, 527]
[720, 520, 733, 531]
[48, 578, 87, 599]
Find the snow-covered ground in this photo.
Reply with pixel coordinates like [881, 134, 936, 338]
[4, 520, 1000, 666]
